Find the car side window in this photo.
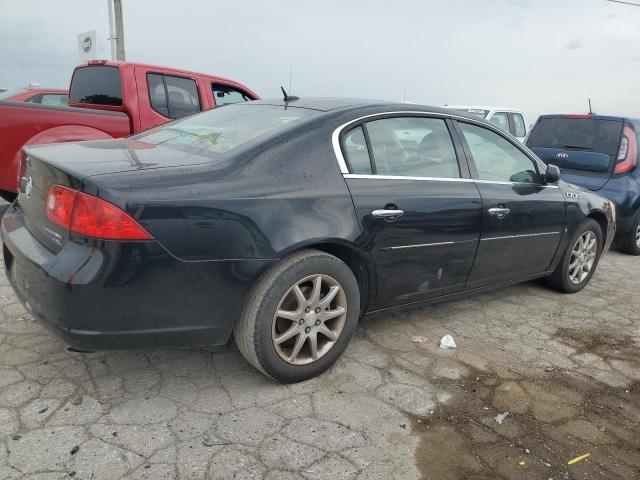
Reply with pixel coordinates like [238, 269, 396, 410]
[511, 113, 526, 137]
[147, 73, 201, 120]
[489, 112, 510, 132]
[458, 122, 542, 184]
[363, 117, 460, 178]
[212, 83, 253, 107]
[344, 126, 373, 174]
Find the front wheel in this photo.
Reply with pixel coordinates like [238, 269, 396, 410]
[234, 249, 360, 383]
[545, 219, 603, 293]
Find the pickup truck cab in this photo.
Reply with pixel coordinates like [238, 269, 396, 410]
[527, 114, 640, 255]
[446, 105, 529, 143]
[0, 60, 258, 201]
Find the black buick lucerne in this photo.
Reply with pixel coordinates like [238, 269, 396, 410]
[2, 98, 616, 382]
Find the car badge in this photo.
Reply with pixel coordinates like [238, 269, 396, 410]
[556, 152, 569, 159]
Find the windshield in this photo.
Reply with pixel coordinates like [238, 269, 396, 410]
[451, 108, 489, 119]
[0, 88, 28, 100]
[134, 103, 318, 157]
[527, 117, 623, 156]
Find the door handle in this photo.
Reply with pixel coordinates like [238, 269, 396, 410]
[371, 209, 404, 222]
[488, 207, 511, 219]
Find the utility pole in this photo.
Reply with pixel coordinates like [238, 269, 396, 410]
[107, 0, 126, 61]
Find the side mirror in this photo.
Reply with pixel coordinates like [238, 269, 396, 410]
[545, 164, 561, 185]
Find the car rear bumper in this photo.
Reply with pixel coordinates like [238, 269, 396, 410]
[1, 203, 272, 351]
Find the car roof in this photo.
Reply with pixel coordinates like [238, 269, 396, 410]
[538, 114, 640, 122]
[252, 97, 480, 118]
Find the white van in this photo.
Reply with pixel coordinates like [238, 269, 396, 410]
[444, 105, 529, 143]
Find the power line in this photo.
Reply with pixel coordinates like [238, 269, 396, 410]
[606, 0, 640, 6]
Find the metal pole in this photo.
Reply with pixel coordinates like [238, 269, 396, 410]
[114, 0, 126, 61]
[107, 0, 116, 60]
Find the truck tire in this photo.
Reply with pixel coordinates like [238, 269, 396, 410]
[234, 249, 360, 383]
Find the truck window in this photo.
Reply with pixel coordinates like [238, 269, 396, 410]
[489, 112, 509, 132]
[69, 66, 123, 106]
[147, 73, 201, 120]
[511, 113, 526, 137]
[212, 83, 253, 107]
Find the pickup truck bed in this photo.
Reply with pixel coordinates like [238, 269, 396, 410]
[0, 101, 130, 197]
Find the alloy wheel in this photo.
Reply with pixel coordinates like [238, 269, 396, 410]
[568, 230, 598, 285]
[636, 224, 640, 248]
[271, 274, 347, 365]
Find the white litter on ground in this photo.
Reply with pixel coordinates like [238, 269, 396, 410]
[439, 334, 457, 349]
[495, 412, 509, 424]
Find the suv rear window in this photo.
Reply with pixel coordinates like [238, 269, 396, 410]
[527, 117, 623, 156]
[69, 66, 122, 106]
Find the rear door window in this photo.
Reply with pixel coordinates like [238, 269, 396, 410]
[70, 66, 122, 106]
[527, 118, 623, 157]
[363, 116, 460, 178]
[212, 83, 254, 106]
[343, 126, 373, 174]
[147, 73, 201, 120]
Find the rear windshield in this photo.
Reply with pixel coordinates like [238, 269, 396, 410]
[527, 117, 623, 155]
[133, 103, 318, 157]
[69, 66, 123, 106]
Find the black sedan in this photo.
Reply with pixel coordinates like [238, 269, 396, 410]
[1, 98, 616, 382]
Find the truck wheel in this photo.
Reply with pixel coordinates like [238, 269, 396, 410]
[234, 249, 360, 383]
[617, 213, 640, 256]
[545, 219, 603, 293]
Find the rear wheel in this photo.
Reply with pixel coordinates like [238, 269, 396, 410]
[617, 213, 640, 256]
[545, 219, 603, 293]
[234, 249, 360, 383]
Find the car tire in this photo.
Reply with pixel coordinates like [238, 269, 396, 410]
[545, 218, 603, 293]
[234, 249, 360, 383]
[617, 213, 640, 256]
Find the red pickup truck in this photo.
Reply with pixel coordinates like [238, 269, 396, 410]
[0, 60, 258, 201]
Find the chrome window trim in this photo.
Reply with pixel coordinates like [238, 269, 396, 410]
[481, 231, 561, 241]
[344, 173, 558, 188]
[344, 174, 474, 183]
[332, 110, 552, 183]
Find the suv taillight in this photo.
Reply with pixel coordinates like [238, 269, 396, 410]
[615, 125, 638, 174]
[45, 185, 153, 240]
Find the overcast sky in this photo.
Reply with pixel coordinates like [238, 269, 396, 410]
[1, 0, 639, 122]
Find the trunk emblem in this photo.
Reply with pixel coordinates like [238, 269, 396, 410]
[556, 152, 569, 159]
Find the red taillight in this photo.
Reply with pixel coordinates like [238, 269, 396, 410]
[614, 126, 638, 174]
[45, 186, 153, 240]
[46, 186, 78, 229]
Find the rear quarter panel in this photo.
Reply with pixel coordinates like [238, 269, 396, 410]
[81, 114, 363, 262]
[0, 101, 130, 192]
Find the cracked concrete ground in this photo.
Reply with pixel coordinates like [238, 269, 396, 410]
[0, 201, 638, 479]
